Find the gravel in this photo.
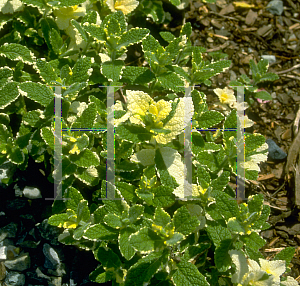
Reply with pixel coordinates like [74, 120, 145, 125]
[0, 159, 110, 286]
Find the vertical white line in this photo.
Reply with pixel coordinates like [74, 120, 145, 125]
[236, 86, 246, 201]
[106, 86, 116, 200]
[52, 87, 63, 200]
[184, 86, 193, 200]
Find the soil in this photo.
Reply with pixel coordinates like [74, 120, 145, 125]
[127, 0, 300, 282]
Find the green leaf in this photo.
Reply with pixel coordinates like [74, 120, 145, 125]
[19, 82, 53, 107]
[115, 124, 152, 143]
[63, 82, 87, 98]
[100, 181, 125, 216]
[252, 204, 270, 231]
[247, 194, 264, 214]
[48, 0, 86, 7]
[153, 207, 171, 228]
[142, 34, 164, 54]
[165, 232, 184, 246]
[83, 223, 119, 240]
[180, 22, 192, 38]
[73, 222, 90, 240]
[40, 127, 54, 150]
[101, 60, 124, 82]
[129, 227, 163, 254]
[196, 166, 211, 189]
[0, 67, 13, 89]
[35, 58, 58, 85]
[210, 170, 230, 192]
[165, 36, 187, 59]
[48, 213, 69, 227]
[241, 232, 266, 252]
[245, 133, 265, 153]
[195, 152, 218, 172]
[77, 199, 90, 223]
[223, 109, 237, 141]
[78, 102, 97, 128]
[173, 206, 200, 236]
[115, 140, 133, 160]
[154, 149, 179, 191]
[49, 28, 63, 54]
[103, 213, 123, 229]
[59, 49, 80, 59]
[192, 46, 204, 68]
[0, 82, 19, 109]
[82, 10, 97, 25]
[257, 59, 269, 74]
[117, 27, 149, 49]
[93, 246, 122, 268]
[215, 239, 232, 272]
[119, 227, 136, 260]
[244, 244, 264, 261]
[40, 18, 57, 52]
[0, 114, 10, 127]
[258, 73, 279, 83]
[115, 181, 138, 204]
[103, 11, 127, 36]
[160, 32, 176, 43]
[273, 247, 295, 268]
[254, 90, 272, 101]
[121, 66, 155, 85]
[240, 74, 251, 84]
[70, 56, 93, 83]
[64, 186, 84, 211]
[92, 206, 107, 224]
[71, 19, 89, 42]
[156, 72, 185, 93]
[166, 65, 191, 84]
[69, 149, 100, 167]
[206, 221, 232, 248]
[152, 185, 175, 208]
[169, 0, 181, 6]
[140, 0, 165, 23]
[7, 145, 25, 165]
[192, 90, 207, 117]
[89, 267, 114, 284]
[128, 205, 144, 224]
[125, 250, 167, 286]
[213, 190, 239, 221]
[197, 111, 224, 128]
[171, 260, 210, 286]
[0, 43, 35, 64]
[82, 23, 106, 43]
[227, 217, 245, 234]
[182, 243, 210, 262]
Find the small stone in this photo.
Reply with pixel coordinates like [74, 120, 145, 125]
[216, 0, 227, 8]
[266, 0, 284, 16]
[4, 253, 31, 271]
[5, 271, 25, 286]
[257, 25, 272, 37]
[275, 230, 289, 239]
[229, 70, 237, 81]
[266, 139, 287, 161]
[23, 186, 42, 199]
[211, 19, 223, 29]
[245, 9, 258, 26]
[219, 3, 235, 15]
[261, 55, 276, 65]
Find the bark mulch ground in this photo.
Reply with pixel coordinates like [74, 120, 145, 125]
[126, 0, 300, 282]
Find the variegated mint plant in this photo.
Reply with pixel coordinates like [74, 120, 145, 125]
[0, 1, 297, 286]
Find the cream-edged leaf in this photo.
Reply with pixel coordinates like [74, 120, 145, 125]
[106, 0, 139, 15]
